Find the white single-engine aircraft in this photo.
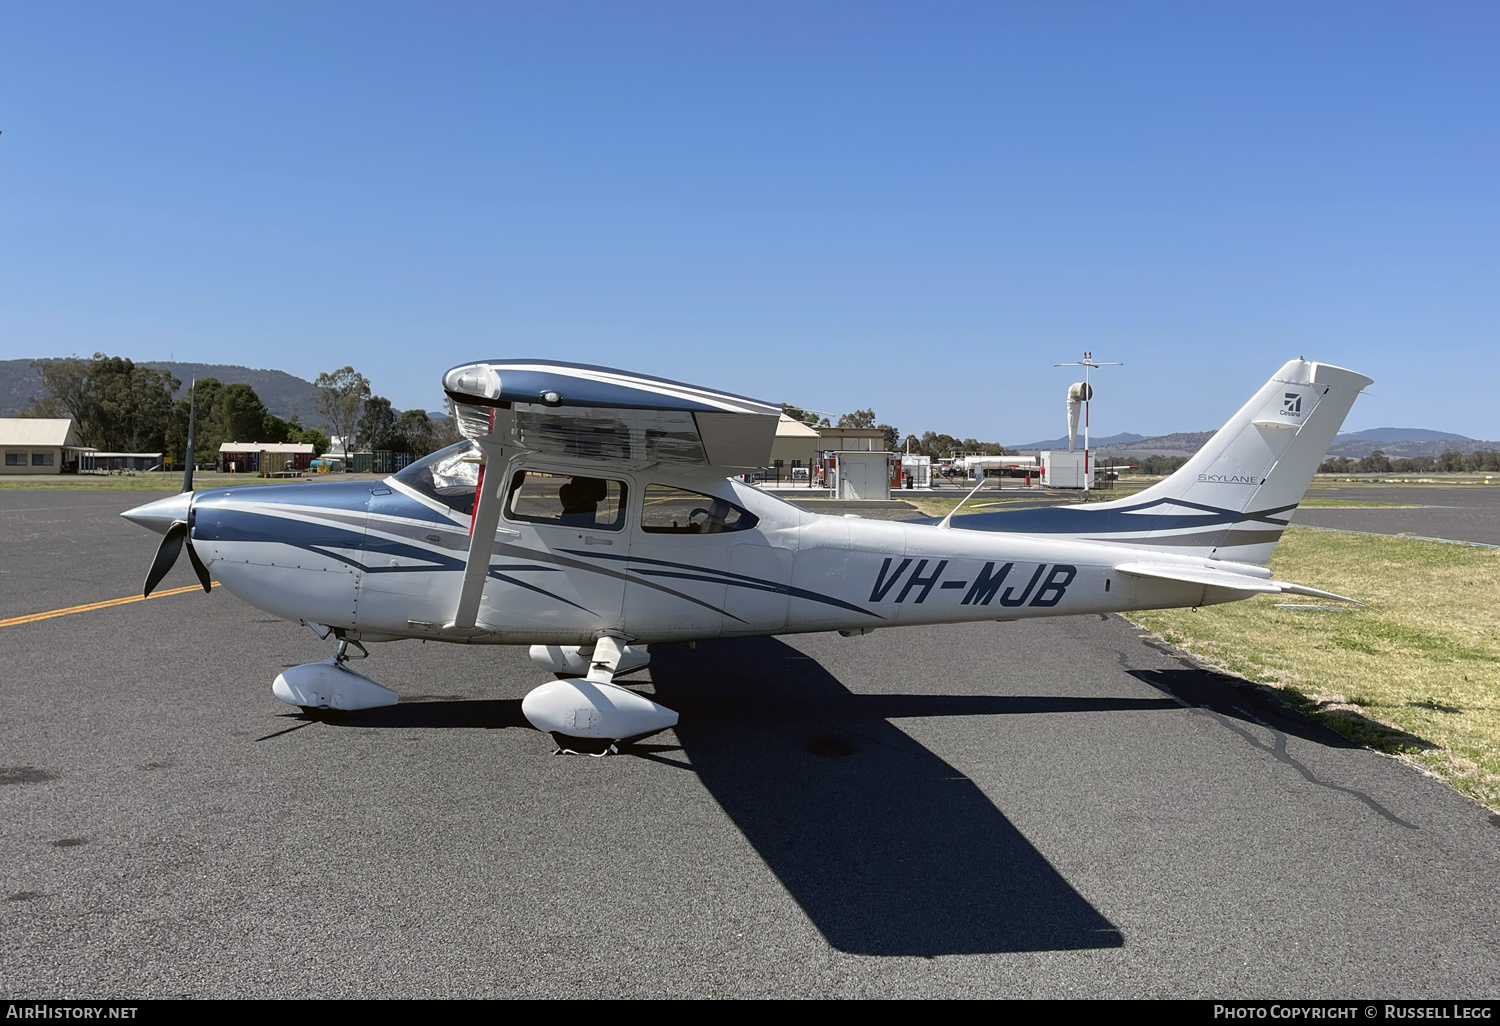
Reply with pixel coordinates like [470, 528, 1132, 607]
[123, 357, 1370, 754]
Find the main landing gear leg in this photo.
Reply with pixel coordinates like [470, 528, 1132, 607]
[521, 633, 678, 756]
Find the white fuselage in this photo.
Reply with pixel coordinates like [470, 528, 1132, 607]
[190, 457, 1220, 648]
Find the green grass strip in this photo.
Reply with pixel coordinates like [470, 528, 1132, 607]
[1129, 527, 1500, 811]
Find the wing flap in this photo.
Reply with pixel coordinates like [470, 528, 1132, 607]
[694, 411, 779, 469]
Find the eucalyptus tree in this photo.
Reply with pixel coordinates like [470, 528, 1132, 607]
[314, 367, 371, 459]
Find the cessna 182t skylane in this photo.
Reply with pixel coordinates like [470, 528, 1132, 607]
[122, 357, 1370, 754]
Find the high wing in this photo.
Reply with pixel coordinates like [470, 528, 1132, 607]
[441, 359, 783, 631]
[442, 359, 782, 469]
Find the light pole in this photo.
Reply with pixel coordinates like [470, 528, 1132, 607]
[1054, 351, 1122, 496]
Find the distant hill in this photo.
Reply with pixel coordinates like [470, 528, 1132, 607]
[1099, 430, 1500, 460]
[1011, 431, 1145, 451]
[1337, 427, 1474, 443]
[1098, 431, 1216, 457]
[1011, 429, 1218, 457]
[144, 362, 323, 424]
[1325, 437, 1500, 459]
[1008, 424, 1499, 461]
[0, 361, 43, 417]
[0, 359, 324, 425]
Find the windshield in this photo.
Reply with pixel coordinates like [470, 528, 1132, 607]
[392, 440, 481, 516]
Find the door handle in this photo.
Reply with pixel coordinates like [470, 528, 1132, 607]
[584, 536, 613, 546]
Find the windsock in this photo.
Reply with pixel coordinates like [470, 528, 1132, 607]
[1066, 381, 1093, 451]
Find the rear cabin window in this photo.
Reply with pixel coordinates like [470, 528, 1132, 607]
[506, 471, 626, 531]
[640, 484, 758, 534]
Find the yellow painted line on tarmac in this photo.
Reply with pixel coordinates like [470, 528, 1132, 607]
[0, 582, 219, 628]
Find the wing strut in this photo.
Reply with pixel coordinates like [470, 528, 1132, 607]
[937, 473, 990, 529]
[449, 456, 510, 632]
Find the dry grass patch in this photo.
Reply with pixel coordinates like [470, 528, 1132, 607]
[1297, 498, 1417, 508]
[1129, 527, 1500, 810]
[903, 494, 1049, 517]
[0, 473, 371, 492]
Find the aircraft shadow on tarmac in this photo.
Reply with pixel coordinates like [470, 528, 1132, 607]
[295, 635, 1433, 955]
[1126, 668, 1438, 755]
[645, 637, 1129, 957]
[307, 636, 1138, 956]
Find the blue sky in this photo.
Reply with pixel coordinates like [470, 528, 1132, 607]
[2, 1, 1496, 441]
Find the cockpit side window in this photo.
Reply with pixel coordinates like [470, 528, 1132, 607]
[391, 440, 481, 516]
[640, 484, 759, 534]
[506, 470, 627, 531]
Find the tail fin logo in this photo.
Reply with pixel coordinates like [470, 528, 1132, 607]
[1282, 392, 1303, 416]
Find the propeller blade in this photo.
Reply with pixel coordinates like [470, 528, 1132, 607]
[185, 539, 212, 593]
[144, 521, 187, 597]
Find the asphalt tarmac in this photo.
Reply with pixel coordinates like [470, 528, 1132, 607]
[1295, 485, 1500, 547]
[2, 490, 1498, 998]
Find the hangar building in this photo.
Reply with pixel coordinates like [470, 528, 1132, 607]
[0, 419, 91, 475]
[219, 442, 316, 476]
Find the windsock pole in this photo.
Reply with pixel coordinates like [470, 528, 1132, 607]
[1054, 352, 1122, 495]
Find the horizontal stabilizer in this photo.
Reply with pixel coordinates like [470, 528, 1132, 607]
[1115, 561, 1282, 594]
[1270, 580, 1361, 604]
[1114, 562, 1359, 603]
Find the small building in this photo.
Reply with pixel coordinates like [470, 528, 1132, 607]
[955, 453, 1041, 486]
[83, 452, 163, 473]
[814, 426, 887, 452]
[0, 418, 92, 475]
[219, 442, 316, 476]
[825, 450, 896, 500]
[771, 415, 820, 469]
[1040, 450, 1095, 489]
[764, 415, 821, 483]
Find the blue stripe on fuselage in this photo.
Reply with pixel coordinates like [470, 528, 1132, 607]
[913, 498, 1295, 534]
[194, 504, 368, 550]
[193, 480, 459, 526]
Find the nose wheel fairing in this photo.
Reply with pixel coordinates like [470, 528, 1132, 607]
[272, 657, 400, 713]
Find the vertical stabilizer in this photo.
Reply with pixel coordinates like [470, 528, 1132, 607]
[1081, 359, 1372, 562]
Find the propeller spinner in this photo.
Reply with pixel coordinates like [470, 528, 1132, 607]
[121, 492, 212, 597]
